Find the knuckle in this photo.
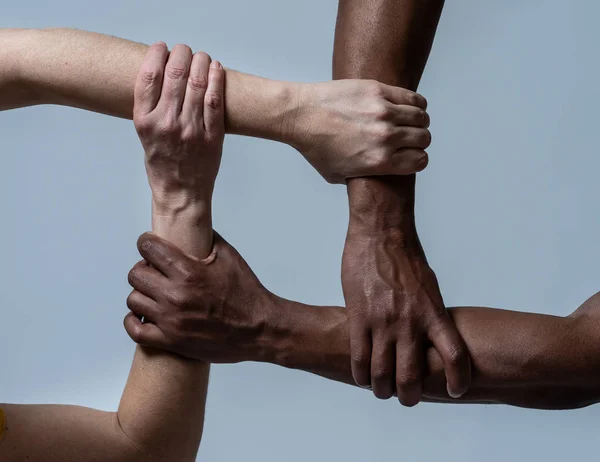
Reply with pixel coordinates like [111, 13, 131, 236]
[165, 287, 192, 311]
[351, 351, 370, 371]
[156, 119, 179, 137]
[180, 126, 199, 143]
[446, 345, 468, 366]
[396, 371, 420, 388]
[126, 291, 139, 310]
[188, 74, 208, 91]
[373, 103, 392, 121]
[138, 237, 155, 256]
[125, 321, 142, 342]
[166, 65, 187, 80]
[140, 69, 159, 86]
[364, 150, 391, 171]
[371, 367, 392, 383]
[419, 129, 432, 148]
[170, 311, 188, 332]
[127, 268, 138, 287]
[179, 265, 197, 283]
[406, 91, 425, 108]
[205, 91, 222, 110]
[133, 116, 152, 134]
[372, 123, 395, 142]
[367, 81, 386, 98]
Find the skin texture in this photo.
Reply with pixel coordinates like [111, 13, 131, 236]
[334, 0, 471, 405]
[0, 45, 224, 462]
[0, 27, 432, 183]
[126, 233, 600, 411]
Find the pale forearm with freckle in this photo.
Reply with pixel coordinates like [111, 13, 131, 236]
[0, 28, 296, 143]
[265, 297, 600, 410]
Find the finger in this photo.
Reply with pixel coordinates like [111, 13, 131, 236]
[127, 260, 168, 300]
[157, 44, 193, 116]
[389, 149, 429, 174]
[124, 311, 167, 348]
[382, 85, 428, 110]
[181, 52, 212, 123]
[390, 127, 432, 150]
[370, 335, 396, 400]
[393, 105, 430, 128]
[137, 232, 197, 278]
[350, 323, 372, 388]
[134, 42, 169, 116]
[126, 290, 160, 322]
[203, 61, 226, 139]
[395, 336, 424, 407]
[429, 315, 471, 399]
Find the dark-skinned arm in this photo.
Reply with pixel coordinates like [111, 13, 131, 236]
[125, 233, 600, 412]
[334, 0, 471, 406]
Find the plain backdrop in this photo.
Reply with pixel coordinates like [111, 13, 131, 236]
[2, 1, 600, 461]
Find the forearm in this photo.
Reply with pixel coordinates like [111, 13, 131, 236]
[0, 220, 211, 462]
[334, 0, 444, 231]
[0, 404, 140, 462]
[116, 205, 213, 460]
[264, 297, 600, 410]
[0, 28, 296, 143]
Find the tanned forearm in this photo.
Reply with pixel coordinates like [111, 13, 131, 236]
[264, 295, 600, 410]
[0, 28, 294, 142]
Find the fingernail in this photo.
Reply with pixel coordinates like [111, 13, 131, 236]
[211, 60, 222, 70]
[447, 387, 464, 399]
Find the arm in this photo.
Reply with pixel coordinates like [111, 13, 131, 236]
[0, 45, 223, 462]
[0, 27, 431, 183]
[334, 0, 471, 405]
[124, 234, 600, 411]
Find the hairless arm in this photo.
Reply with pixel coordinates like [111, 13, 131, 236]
[0, 28, 292, 139]
[124, 233, 600, 412]
[0, 44, 224, 462]
[268, 296, 600, 410]
[0, 27, 433, 183]
[334, 0, 472, 405]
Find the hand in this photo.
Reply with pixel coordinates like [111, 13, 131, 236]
[123, 232, 274, 363]
[290, 80, 431, 184]
[133, 42, 225, 213]
[342, 228, 471, 406]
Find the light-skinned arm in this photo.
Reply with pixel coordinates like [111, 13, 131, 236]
[0, 27, 432, 183]
[0, 44, 224, 462]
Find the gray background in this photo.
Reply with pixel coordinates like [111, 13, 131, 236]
[2, 0, 599, 460]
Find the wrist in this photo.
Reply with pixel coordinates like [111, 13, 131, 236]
[225, 70, 302, 145]
[280, 82, 312, 150]
[151, 190, 211, 217]
[256, 294, 299, 367]
[346, 176, 418, 237]
[151, 199, 214, 258]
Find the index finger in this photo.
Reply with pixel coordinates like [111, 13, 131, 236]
[136, 232, 198, 278]
[382, 84, 428, 110]
[134, 42, 169, 116]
